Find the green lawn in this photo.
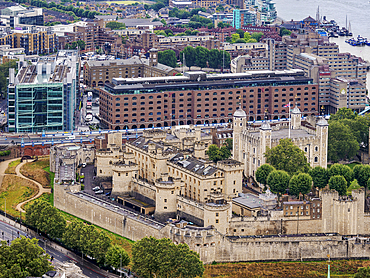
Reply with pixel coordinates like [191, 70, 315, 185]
[43, 166, 55, 205]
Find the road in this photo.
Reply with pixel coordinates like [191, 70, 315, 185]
[0, 220, 110, 278]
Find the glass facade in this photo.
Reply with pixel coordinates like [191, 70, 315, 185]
[14, 83, 64, 133]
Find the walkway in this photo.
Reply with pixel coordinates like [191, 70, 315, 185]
[14, 161, 51, 212]
[0, 158, 18, 187]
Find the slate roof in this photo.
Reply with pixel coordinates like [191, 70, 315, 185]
[169, 153, 218, 176]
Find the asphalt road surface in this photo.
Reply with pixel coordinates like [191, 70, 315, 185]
[0, 220, 108, 278]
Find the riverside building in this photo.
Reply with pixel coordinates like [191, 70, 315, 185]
[97, 69, 318, 130]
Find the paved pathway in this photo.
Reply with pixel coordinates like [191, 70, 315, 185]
[14, 161, 51, 212]
[0, 158, 51, 213]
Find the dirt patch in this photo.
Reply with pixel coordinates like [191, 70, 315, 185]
[0, 175, 38, 218]
[204, 260, 370, 278]
[20, 158, 51, 188]
[5, 159, 21, 174]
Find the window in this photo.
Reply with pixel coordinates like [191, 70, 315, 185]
[164, 199, 167, 202]
[215, 219, 219, 223]
[164, 207, 167, 209]
[216, 213, 219, 217]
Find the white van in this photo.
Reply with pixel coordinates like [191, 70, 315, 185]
[68, 135, 75, 140]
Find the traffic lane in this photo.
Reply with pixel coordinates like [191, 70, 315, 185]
[0, 221, 107, 278]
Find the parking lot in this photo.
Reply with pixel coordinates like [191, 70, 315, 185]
[80, 164, 112, 197]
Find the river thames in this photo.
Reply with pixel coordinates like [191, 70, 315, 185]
[274, 0, 370, 90]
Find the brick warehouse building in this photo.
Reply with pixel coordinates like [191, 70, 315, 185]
[98, 69, 318, 130]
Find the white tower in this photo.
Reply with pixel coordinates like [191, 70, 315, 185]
[232, 107, 247, 162]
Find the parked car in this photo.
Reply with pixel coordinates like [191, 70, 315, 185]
[105, 192, 111, 196]
[82, 163, 86, 168]
[92, 186, 100, 191]
[95, 190, 104, 194]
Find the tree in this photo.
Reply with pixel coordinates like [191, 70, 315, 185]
[106, 21, 126, 30]
[280, 27, 291, 36]
[180, 46, 196, 67]
[329, 107, 357, 121]
[328, 164, 353, 185]
[235, 29, 245, 38]
[289, 173, 312, 197]
[158, 50, 177, 68]
[217, 22, 225, 28]
[266, 170, 290, 202]
[235, 38, 246, 43]
[265, 138, 310, 175]
[0, 60, 16, 94]
[308, 166, 328, 189]
[353, 164, 364, 181]
[243, 32, 251, 41]
[132, 237, 204, 278]
[26, 200, 66, 239]
[328, 175, 347, 196]
[105, 245, 130, 270]
[0, 237, 53, 278]
[195, 46, 209, 68]
[246, 38, 257, 43]
[251, 32, 263, 42]
[231, 33, 240, 43]
[62, 220, 85, 251]
[208, 49, 221, 68]
[224, 138, 233, 151]
[76, 40, 85, 50]
[358, 165, 370, 188]
[355, 267, 370, 278]
[206, 144, 231, 163]
[256, 164, 275, 187]
[328, 121, 359, 162]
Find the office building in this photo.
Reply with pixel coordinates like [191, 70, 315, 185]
[0, 6, 43, 28]
[97, 69, 318, 130]
[83, 49, 178, 87]
[7, 50, 79, 133]
[232, 9, 257, 29]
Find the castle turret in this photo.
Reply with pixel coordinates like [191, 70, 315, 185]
[149, 48, 158, 67]
[154, 173, 182, 222]
[316, 117, 328, 168]
[260, 121, 272, 165]
[291, 106, 302, 130]
[232, 107, 247, 162]
[112, 161, 138, 194]
[194, 141, 206, 159]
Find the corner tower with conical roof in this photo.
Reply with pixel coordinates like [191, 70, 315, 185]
[291, 105, 302, 130]
[232, 107, 246, 161]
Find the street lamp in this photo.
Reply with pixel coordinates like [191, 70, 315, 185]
[120, 253, 122, 278]
[3, 197, 6, 218]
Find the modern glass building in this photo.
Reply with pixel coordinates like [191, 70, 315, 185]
[7, 50, 78, 133]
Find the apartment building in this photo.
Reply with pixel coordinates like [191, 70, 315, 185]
[83, 49, 178, 87]
[0, 26, 57, 55]
[231, 54, 269, 72]
[98, 69, 318, 130]
[7, 50, 79, 133]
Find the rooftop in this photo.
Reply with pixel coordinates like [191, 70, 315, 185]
[233, 193, 262, 209]
[170, 153, 218, 176]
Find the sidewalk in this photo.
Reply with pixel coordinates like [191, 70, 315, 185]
[0, 214, 122, 278]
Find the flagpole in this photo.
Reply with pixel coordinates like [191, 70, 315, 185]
[288, 102, 291, 138]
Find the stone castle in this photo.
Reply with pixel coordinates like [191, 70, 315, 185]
[52, 111, 370, 263]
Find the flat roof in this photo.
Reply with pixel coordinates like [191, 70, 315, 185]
[233, 193, 262, 209]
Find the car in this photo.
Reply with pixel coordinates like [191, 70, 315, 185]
[92, 186, 100, 191]
[82, 163, 86, 168]
[95, 190, 104, 194]
[105, 192, 111, 196]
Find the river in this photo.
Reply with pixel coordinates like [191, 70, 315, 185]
[274, 0, 370, 90]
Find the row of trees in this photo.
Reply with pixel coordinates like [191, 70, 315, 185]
[167, 7, 206, 19]
[106, 21, 126, 31]
[65, 40, 86, 51]
[0, 237, 53, 278]
[256, 138, 370, 197]
[13, 0, 100, 19]
[226, 30, 264, 44]
[26, 200, 204, 276]
[328, 108, 370, 162]
[180, 46, 231, 69]
[0, 60, 16, 94]
[132, 237, 204, 278]
[26, 200, 128, 269]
